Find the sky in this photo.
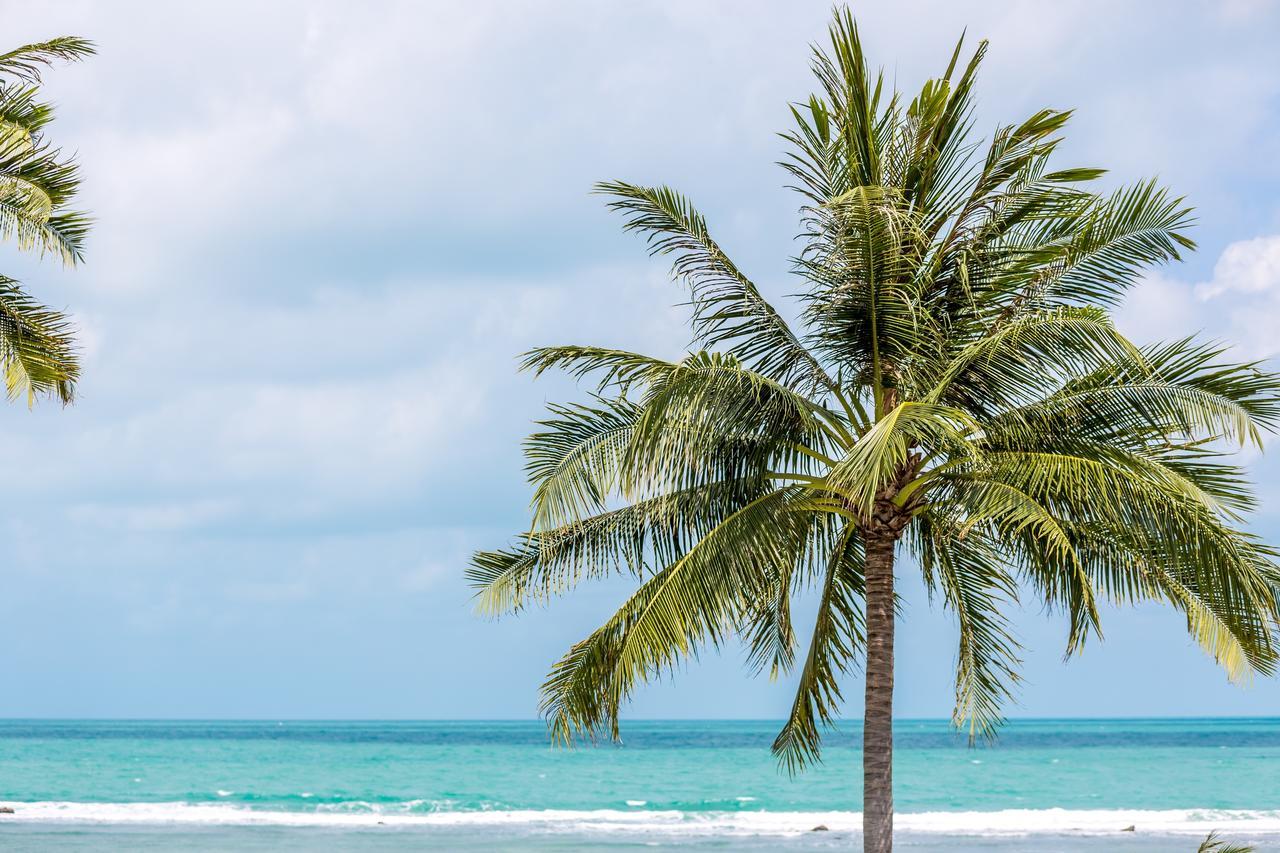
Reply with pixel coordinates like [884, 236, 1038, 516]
[2, 0, 1280, 721]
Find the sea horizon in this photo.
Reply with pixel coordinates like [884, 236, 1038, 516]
[4, 714, 1277, 721]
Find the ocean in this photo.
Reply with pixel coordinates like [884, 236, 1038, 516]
[0, 719, 1276, 851]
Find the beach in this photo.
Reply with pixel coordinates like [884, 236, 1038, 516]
[1, 719, 1276, 850]
[1, 824, 1269, 851]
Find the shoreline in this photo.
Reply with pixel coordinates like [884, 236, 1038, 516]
[2, 803, 1279, 837]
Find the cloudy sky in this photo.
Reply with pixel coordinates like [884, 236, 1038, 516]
[2, 0, 1280, 720]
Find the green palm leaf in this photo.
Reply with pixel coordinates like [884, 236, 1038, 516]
[0, 34, 91, 407]
[771, 524, 865, 772]
[0, 275, 77, 404]
[596, 181, 835, 394]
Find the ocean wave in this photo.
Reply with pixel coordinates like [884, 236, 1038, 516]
[2, 804, 1280, 836]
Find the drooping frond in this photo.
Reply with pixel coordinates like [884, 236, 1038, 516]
[0, 143, 89, 264]
[540, 485, 823, 743]
[944, 446, 1280, 667]
[525, 396, 641, 530]
[1040, 336, 1280, 442]
[0, 39, 92, 268]
[742, 559, 805, 682]
[914, 518, 1021, 741]
[468, 478, 771, 617]
[771, 524, 865, 772]
[0, 35, 89, 412]
[0, 274, 77, 404]
[621, 351, 838, 497]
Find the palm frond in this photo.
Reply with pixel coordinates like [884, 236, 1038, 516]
[916, 518, 1021, 741]
[771, 524, 865, 772]
[526, 396, 641, 530]
[999, 179, 1195, 312]
[468, 478, 770, 617]
[826, 401, 977, 515]
[924, 305, 1146, 408]
[0, 274, 77, 404]
[520, 345, 675, 394]
[0, 37, 94, 84]
[541, 485, 822, 743]
[596, 180, 835, 393]
[0, 84, 55, 151]
[621, 351, 838, 498]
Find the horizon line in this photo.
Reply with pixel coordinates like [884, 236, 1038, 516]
[1, 715, 1277, 723]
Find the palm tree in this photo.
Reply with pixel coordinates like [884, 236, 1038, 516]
[0, 37, 93, 405]
[470, 10, 1280, 853]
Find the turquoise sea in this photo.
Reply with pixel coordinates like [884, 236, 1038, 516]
[1, 719, 1277, 851]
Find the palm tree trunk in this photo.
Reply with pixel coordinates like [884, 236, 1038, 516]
[863, 533, 896, 853]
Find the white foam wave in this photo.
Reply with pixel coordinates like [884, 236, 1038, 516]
[0, 803, 1278, 837]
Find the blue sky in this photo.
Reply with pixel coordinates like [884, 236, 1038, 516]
[2, 0, 1280, 720]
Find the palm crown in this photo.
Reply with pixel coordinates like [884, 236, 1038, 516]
[470, 13, 1280, 843]
[0, 37, 93, 404]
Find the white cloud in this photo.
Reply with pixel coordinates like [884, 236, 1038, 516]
[1195, 235, 1280, 299]
[1121, 234, 1280, 363]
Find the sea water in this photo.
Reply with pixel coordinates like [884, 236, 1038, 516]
[1, 719, 1277, 850]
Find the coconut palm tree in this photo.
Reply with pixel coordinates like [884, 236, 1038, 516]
[470, 10, 1280, 853]
[0, 37, 93, 405]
